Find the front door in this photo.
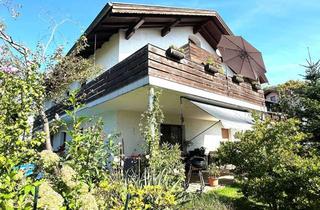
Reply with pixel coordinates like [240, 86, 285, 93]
[160, 124, 183, 148]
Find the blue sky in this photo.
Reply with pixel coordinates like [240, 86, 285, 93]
[1, 0, 320, 85]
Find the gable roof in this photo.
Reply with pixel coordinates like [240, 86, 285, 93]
[73, 2, 233, 57]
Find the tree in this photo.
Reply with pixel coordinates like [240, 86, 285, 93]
[278, 57, 320, 149]
[0, 6, 101, 151]
[217, 117, 320, 209]
[0, 27, 45, 210]
[41, 36, 100, 151]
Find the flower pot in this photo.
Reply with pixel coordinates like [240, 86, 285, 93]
[204, 64, 219, 74]
[166, 47, 185, 60]
[208, 176, 219, 187]
[232, 75, 244, 83]
[251, 82, 261, 90]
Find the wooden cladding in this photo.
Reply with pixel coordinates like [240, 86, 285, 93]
[41, 45, 149, 125]
[40, 43, 265, 127]
[148, 44, 265, 106]
[183, 42, 223, 74]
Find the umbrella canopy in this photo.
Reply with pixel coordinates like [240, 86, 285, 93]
[217, 35, 268, 83]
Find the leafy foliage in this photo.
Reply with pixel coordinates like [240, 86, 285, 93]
[278, 58, 320, 148]
[148, 143, 185, 186]
[57, 91, 120, 186]
[44, 36, 101, 102]
[217, 117, 320, 209]
[0, 30, 45, 208]
[208, 163, 220, 178]
[139, 89, 185, 186]
[96, 169, 187, 210]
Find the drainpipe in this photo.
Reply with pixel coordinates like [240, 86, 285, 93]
[180, 97, 186, 153]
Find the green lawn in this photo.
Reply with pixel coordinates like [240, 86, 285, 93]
[181, 184, 266, 210]
[212, 184, 266, 210]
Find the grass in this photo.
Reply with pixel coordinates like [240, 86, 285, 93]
[181, 183, 266, 210]
[212, 183, 266, 210]
[181, 191, 231, 210]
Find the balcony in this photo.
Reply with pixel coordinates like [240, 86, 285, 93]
[42, 43, 265, 124]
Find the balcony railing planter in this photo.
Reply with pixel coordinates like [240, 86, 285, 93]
[166, 46, 185, 60]
[251, 81, 261, 91]
[203, 57, 223, 75]
[232, 74, 244, 83]
[204, 63, 219, 74]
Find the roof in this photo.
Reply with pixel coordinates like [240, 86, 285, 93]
[264, 86, 278, 96]
[71, 2, 233, 57]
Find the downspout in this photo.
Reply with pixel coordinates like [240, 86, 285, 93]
[180, 97, 186, 153]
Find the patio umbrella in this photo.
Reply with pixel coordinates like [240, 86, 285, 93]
[217, 35, 268, 83]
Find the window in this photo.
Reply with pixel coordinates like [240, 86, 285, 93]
[221, 128, 230, 140]
[270, 96, 276, 102]
[160, 124, 182, 147]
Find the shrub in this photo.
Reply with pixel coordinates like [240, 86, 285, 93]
[0, 45, 44, 209]
[149, 143, 185, 186]
[37, 181, 64, 210]
[139, 89, 185, 186]
[217, 117, 320, 209]
[58, 91, 120, 186]
[208, 163, 220, 178]
[96, 170, 187, 210]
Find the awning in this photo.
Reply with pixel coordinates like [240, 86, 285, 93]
[191, 101, 253, 130]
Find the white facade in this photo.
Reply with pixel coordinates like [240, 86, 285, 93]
[118, 27, 216, 60]
[92, 27, 217, 73]
[52, 102, 241, 156]
[51, 25, 262, 156]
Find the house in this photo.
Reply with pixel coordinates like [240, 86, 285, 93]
[264, 87, 279, 112]
[42, 3, 268, 157]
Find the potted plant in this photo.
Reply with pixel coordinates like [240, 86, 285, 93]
[204, 57, 219, 74]
[251, 81, 261, 91]
[232, 74, 244, 83]
[207, 164, 220, 187]
[166, 45, 185, 60]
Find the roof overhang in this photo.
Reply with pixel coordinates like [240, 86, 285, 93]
[70, 2, 233, 57]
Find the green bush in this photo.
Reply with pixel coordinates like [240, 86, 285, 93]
[217, 117, 320, 209]
[149, 143, 185, 186]
[57, 91, 120, 186]
[139, 90, 185, 186]
[96, 170, 187, 210]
